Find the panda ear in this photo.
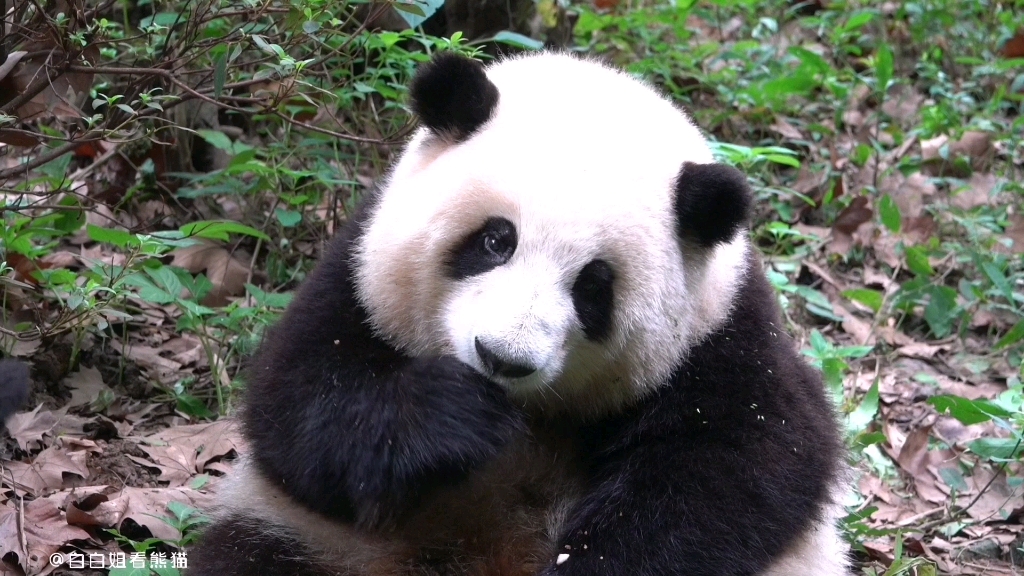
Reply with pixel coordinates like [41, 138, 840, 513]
[409, 52, 500, 142]
[673, 162, 752, 248]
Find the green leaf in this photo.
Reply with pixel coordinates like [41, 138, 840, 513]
[927, 395, 1011, 425]
[851, 431, 887, 449]
[764, 154, 801, 168]
[924, 285, 958, 338]
[123, 273, 176, 304]
[875, 44, 894, 92]
[905, 246, 934, 277]
[809, 329, 829, 354]
[274, 208, 302, 228]
[302, 20, 321, 34]
[878, 194, 901, 233]
[821, 357, 846, 398]
[392, 2, 425, 15]
[393, 0, 443, 28]
[146, 265, 184, 299]
[196, 129, 234, 152]
[176, 393, 214, 419]
[843, 288, 883, 313]
[840, 10, 875, 33]
[996, 319, 1024, 350]
[139, 11, 182, 28]
[246, 283, 293, 308]
[937, 467, 969, 492]
[213, 51, 227, 99]
[493, 31, 545, 51]
[969, 437, 1023, 461]
[180, 220, 269, 242]
[87, 225, 140, 248]
[981, 261, 1014, 303]
[847, 381, 879, 434]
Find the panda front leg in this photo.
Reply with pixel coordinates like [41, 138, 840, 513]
[240, 247, 526, 529]
[538, 439, 832, 576]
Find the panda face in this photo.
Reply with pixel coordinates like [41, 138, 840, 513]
[440, 213, 618, 396]
[354, 53, 752, 415]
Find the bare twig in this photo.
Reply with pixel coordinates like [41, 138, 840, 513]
[272, 110, 412, 145]
[0, 140, 83, 180]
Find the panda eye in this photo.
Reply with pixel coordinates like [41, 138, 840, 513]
[446, 217, 518, 279]
[481, 232, 510, 258]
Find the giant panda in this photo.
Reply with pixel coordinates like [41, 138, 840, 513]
[188, 52, 849, 576]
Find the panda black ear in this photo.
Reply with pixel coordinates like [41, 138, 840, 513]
[409, 52, 500, 143]
[673, 162, 752, 248]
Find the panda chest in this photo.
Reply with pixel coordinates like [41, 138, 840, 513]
[399, 430, 586, 575]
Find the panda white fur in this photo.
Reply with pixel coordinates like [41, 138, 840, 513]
[188, 52, 849, 576]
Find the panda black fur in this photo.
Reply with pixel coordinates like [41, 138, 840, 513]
[188, 52, 848, 576]
[0, 359, 30, 423]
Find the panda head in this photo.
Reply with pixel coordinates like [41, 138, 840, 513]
[355, 52, 753, 417]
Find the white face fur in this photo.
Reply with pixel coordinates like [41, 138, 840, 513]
[355, 53, 750, 416]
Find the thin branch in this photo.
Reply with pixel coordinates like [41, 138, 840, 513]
[68, 64, 251, 113]
[0, 52, 62, 115]
[272, 110, 413, 145]
[0, 140, 84, 180]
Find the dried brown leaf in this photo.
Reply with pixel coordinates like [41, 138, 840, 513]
[105, 486, 214, 541]
[3, 445, 89, 496]
[830, 196, 872, 254]
[1004, 214, 1024, 254]
[0, 129, 42, 147]
[117, 343, 182, 374]
[880, 172, 936, 219]
[951, 173, 998, 210]
[770, 117, 803, 140]
[897, 343, 949, 359]
[65, 367, 112, 409]
[0, 492, 92, 574]
[5, 406, 88, 451]
[171, 241, 249, 306]
[881, 85, 925, 127]
[134, 420, 241, 485]
[1001, 29, 1024, 58]
[896, 426, 954, 504]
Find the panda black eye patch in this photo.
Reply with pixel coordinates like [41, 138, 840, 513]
[572, 259, 615, 341]
[445, 217, 517, 279]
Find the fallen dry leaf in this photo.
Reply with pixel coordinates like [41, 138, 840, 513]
[1002, 214, 1024, 254]
[1001, 28, 1024, 58]
[117, 342, 182, 374]
[65, 367, 112, 409]
[950, 173, 998, 210]
[955, 466, 1024, 523]
[881, 85, 925, 127]
[880, 172, 936, 219]
[920, 131, 993, 174]
[894, 426, 954, 504]
[0, 492, 92, 574]
[106, 486, 214, 541]
[770, 117, 803, 140]
[171, 240, 249, 306]
[5, 406, 88, 452]
[3, 444, 90, 496]
[133, 420, 240, 486]
[897, 343, 950, 360]
[830, 196, 873, 254]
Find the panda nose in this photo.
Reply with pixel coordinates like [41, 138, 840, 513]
[474, 338, 537, 378]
